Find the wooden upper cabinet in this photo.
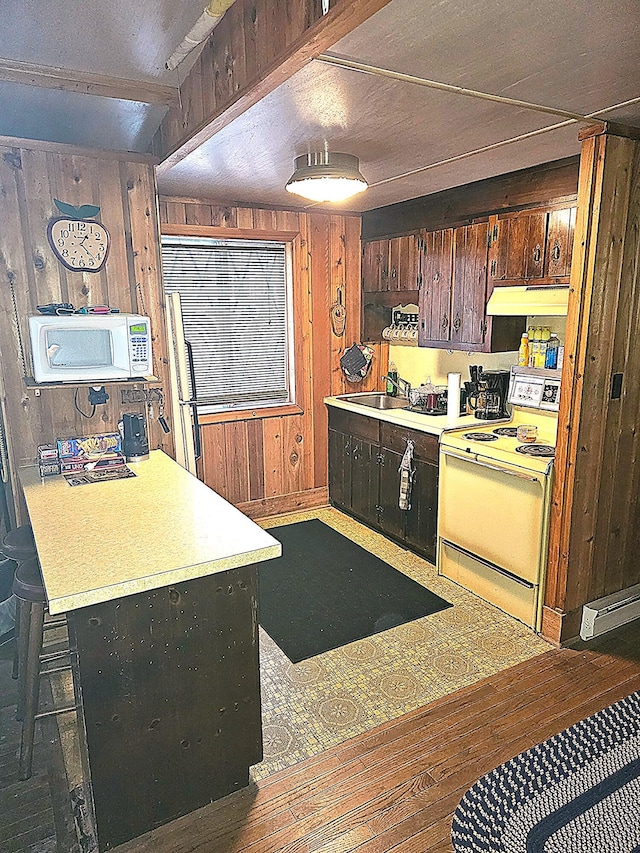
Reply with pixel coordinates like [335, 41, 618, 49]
[418, 222, 524, 353]
[488, 205, 577, 286]
[388, 235, 420, 291]
[362, 236, 420, 293]
[419, 223, 487, 349]
[451, 223, 489, 347]
[545, 207, 577, 278]
[418, 228, 453, 346]
[362, 235, 421, 340]
[362, 239, 389, 292]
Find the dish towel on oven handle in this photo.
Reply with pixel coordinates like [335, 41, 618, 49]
[398, 439, 415, 510]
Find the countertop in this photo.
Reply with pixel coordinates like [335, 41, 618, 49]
[325, 393, 480, 436]
[19, 450, 282, 614]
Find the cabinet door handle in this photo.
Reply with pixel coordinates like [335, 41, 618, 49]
[533, 244, 542, 265]
[453, 314, 461, 332]
[440, 539, 535, 588]
[442, 314, 449, 330]
[552, 241, 561, 263]
[490, 259, 497, 277]
[442, 449, 540, 481]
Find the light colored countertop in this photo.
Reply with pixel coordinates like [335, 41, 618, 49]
[325, 393, 480, 436]
[19, 450, 282, 615]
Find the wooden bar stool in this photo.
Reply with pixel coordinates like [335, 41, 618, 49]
[1, 524, 36, 562]
[11, 558, 75, 779]
[13, 558, 76, 779]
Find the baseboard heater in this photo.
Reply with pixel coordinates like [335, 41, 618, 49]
[580, 583, 640, 640]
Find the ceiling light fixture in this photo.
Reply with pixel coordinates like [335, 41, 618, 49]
[285, 151, 368, 203]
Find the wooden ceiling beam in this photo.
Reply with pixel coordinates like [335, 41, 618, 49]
[0, 58, 179, 107]
[157, 0, 393, 175]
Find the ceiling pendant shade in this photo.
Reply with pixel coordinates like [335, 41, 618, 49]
[285, 152, 368, 203]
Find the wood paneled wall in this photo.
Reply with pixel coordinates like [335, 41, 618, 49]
[362, 156, 580, 240]
[159, 197, 384, 518]
[0, 139, 173, 520]
[155, 0, 392, 167]
[543, 124, 640, 643]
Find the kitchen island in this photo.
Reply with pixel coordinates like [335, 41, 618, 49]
[19, 451, 281, 851]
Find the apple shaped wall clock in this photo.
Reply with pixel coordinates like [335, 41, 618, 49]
[47, 199, 110, 272]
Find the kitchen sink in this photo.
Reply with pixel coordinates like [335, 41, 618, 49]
[341, 393, 411, 410]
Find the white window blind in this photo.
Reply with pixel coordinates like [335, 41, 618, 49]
[162, 236, 292, 413]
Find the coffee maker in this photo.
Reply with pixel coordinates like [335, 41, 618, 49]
[473, 370, 510, 420]
[120, 413, 149, 462]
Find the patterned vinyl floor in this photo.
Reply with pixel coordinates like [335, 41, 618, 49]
[253, 507, 551, 781]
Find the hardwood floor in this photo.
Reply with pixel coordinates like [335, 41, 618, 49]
[0, 646, 78, 853]
[116, 620, 640, 853]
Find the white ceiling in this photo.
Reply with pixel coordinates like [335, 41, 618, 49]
[0, 0, 206, 151]
[2, 0, 640, 210]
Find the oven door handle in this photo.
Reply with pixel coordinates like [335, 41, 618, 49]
[441, 448, 540, 482]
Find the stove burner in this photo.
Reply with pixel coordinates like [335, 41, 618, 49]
[493, 427, 518, 437]
[463, 432, 499, 442]
[516, 444, 555, 457]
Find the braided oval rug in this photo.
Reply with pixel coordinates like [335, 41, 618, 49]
[452, 691, 640, 853]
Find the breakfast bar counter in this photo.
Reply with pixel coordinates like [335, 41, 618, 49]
[19, 451, 281, 850]
[19, 449, 281, 614]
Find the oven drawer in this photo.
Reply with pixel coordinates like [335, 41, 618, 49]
[439, 539, 539, 629]
[438, 448, 548, 585]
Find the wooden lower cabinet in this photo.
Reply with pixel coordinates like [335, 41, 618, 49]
[328, 407, 438, 563]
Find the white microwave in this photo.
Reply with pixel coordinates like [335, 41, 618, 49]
[28, 314, 152, 383]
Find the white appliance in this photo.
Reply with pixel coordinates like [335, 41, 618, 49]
[438, 366, 561, 630]
[580, 583, 640, 640]
[165, 293, 200, 475]
[28, 314, 152, 383]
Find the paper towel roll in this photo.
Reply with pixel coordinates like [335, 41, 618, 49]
[447, 372, 461, 418]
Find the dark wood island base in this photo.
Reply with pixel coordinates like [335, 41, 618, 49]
[67, 565, 262, 850]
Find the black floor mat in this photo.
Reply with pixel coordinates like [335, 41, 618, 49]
[258, 519, 452, 662]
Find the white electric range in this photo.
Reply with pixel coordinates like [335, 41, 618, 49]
[437, 367, 561, 631]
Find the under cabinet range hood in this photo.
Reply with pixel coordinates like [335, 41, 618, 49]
[486, 285, 570, 316]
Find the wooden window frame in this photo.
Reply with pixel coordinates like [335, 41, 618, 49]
[161, 224, 304, 425]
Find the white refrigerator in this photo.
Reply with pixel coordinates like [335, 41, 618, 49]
[165, 292, 201, 476]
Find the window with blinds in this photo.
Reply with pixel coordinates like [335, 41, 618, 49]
[162, 235, 294, 413]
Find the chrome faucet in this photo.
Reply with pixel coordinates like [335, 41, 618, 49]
[382, 374, 411, 397]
